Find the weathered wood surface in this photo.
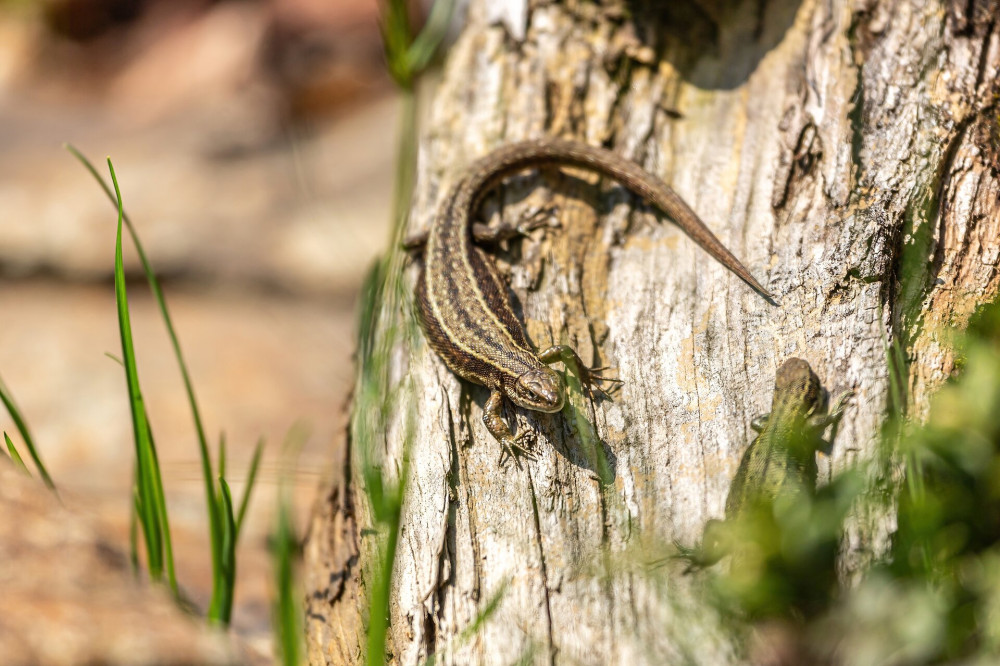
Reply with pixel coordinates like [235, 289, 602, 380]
[305, 1, 1000, 663]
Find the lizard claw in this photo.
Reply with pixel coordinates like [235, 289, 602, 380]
[516, 204, 561, 237]
[498, 429, 537, 469]
[585, 366, 625, 384]
[536, 345, 623, 401]
[579, 366, 624, 401]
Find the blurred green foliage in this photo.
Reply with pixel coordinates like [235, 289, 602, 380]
[357, 1, 455, 662]
[702, 470, 864, 623]
[872, 300, 1000, 662]
[691, 297, 1000, 664]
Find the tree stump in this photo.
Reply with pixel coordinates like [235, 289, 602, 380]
[305, 1, 1000, 663]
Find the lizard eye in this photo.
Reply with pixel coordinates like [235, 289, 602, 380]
[513, 368, 564, 413]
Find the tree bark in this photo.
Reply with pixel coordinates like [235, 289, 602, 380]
[305, 1, 1000, 663]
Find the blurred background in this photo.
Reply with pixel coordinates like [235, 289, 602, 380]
[0, 0, 411, 653]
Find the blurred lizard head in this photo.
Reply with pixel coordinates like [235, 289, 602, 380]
[773, 357, 827, 422]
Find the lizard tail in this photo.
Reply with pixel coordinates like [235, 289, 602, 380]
[460, 138, 777, 305]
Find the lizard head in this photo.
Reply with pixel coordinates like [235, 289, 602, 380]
[510, 367, 565, 413]
[770, 358, 831, 454]
[773, 358, 825, 416]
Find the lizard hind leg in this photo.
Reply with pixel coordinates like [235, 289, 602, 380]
[403, 205, 560, 250]
[470, 204, 561, 244]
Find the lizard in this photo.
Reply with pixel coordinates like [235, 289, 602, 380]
[679, 357, 853, 567]
[724, 357, 853, 520]
[410, 137, 775, 457]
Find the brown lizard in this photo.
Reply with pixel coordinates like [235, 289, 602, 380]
[410, 138, 774, 456]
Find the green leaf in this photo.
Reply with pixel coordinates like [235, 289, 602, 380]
[0, 373, 55, 491]
[4, 432, 29, 474]
[235, 439, 264, 539]
[108, 157, 177, 596]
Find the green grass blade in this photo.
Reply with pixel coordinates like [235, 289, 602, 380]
[457, 578, 508, 642]
[205, 433, 229, 622]
[110, 163, 160, 579]
[129, 482, 141, 575]
[218, 433, 227, 481]
[131, 454, 161, 578]
[108, 157, 178, 596]
[211, 476, 237, 625]
[144, 420, 179, 593]
[352, 50, 422, 666]
[379, 0, 452, 87]
[379, 0, 411, 86]
[66, 145, 212, 446]
[235, 439, 264, 538]
[67, 144, 222, 596]
[422, 577, 508, 665]
[273, 476, 302, 666]
[366, 480, 403, 666]
[405, 0, 455, 74]
[4, 432, 29, 474]
[0, 373, 55, 490]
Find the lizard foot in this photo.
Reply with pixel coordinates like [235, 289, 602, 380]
[515, 204, 561, 237]
[537, 345, 624, 401]
[498, 429, 537, 469]
[471, 204, 561, 244]
[577, 365, 625, 401]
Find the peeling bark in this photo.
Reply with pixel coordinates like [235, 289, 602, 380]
[305, 1, 1000, 663]
[304, 428, 365, 665]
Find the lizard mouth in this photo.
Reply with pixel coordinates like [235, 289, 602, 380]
[532, 393, 565, 413]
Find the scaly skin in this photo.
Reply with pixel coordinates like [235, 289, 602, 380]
[724, 358, 850, 519]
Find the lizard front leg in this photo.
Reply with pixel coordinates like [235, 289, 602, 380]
[483, 390, 535, 466]
[807, 388, 855, 433]
[537, 345, 623, 400]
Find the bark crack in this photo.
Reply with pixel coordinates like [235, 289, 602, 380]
[689, 301, 709, 521]
[423, 390, 463, 662]
[527, 472, 556, 665]
[972, 16, 995, 94]
[928, 115, 977, 296]
[457, 388, 485, 610]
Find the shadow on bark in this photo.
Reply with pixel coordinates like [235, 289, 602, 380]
[623, 0, 804, 90]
